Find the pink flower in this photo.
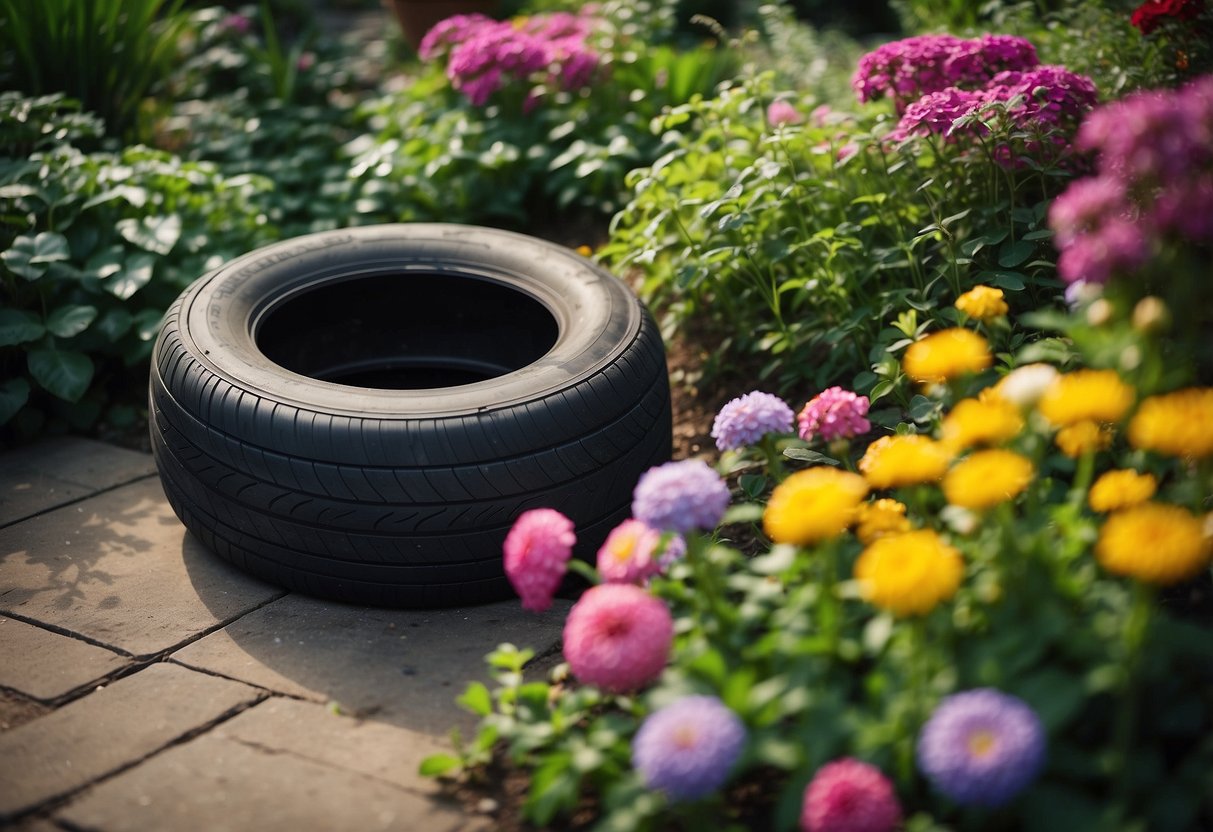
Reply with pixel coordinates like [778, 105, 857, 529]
[768, 100, 803, 127]
[503, 508, 576, 612]
[596, 519, 663, 584]
[800, 758, 902, 832]
[798, 387, 871, 444]
[563, 584, 673, 692]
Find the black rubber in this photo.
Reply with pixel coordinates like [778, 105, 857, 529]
[149, 224, 672, 607]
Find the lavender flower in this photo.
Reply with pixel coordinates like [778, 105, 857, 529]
[917, 688, 1046, 807]
[631, 460, 730, 534]
[632, 696, 747, 802]
[711, 391, 795, 451]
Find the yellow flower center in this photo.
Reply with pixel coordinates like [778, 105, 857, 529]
[968, 730, 998, 758]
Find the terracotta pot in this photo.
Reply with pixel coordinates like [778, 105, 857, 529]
[383, 0, 499, 50]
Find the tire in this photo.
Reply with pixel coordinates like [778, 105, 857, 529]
[149, 224, 672, 607]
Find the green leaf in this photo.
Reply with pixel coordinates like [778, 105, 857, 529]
[722, 503, 764, 524]
[46, 305, 97, 338]
[524, 753, 580, 826]
[27, 349, 94, 402]
[116, 214, 181, 255]
[0, 309, 46, 346]
[0, 378, 31, 426]
[782, 448, 841, 465]
[457, 682, 493, 717]
[107, 252, 155, 300]
[134, 308, 164, 341]
[1, 235, 44, 280]
[418, 753, 463, 777]
[84, 245, 125, 280]
[29, 231, 70, 264]
[997, 239, 1035, 269]
[908, 394, 940, 423]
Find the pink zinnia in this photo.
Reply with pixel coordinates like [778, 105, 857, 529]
[768, 100, 804, 126]
[797, 387, 871, 444]
[596, 519, 663, 584]
[800, 758, 902, 832]
[562, 584, 672, 693]
[502, 508, 576, 612]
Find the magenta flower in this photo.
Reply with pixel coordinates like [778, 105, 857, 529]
[800, 758, 903, 832]
[596, 519, 663, 584]
[711, 391, 795, 451]
[502, 508, 576, 612]
[917, 688, 1046, 807]
[631, 459, 730, 534]
[797, 387, 871, 444]
[632, 696, 747, 802]
[888, 88, 982, 143]
[768, 100, 804, 127]
[219, 13, 252, 35]
[562, 584, 673, 692]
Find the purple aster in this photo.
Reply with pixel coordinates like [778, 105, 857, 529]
[631, 460, 730, 534]
[1047, 175, 1131, 248]
[711, 391, 795, 451]
[1055, 217, 1151, 285]
[798, 387, 871, 444]
[632, 695, 747, 802]
[917, 688, 1046, 807]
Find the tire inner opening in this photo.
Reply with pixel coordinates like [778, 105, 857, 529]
[256, 273, 559, 389]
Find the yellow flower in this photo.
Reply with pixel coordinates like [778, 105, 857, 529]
[1088, 469, 1157, 513]
[855, 498, 912, 544]
[1095, 503, 1212, 585]
[1054, 420, 1114, 458]
[1128, 387, 1213, 459]
[763, 467, 870, 546]
[942, 450, 1034, 510]
[1037, 369, 1135, 427]
[940, 390, 1024, 450]
[902, 329, 993, 384]
[854, 529, 964, 616]
[859, 435, 952, 489]
[955, 285, 1009, 320]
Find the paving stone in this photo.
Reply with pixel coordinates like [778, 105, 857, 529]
[0, 689, 50, 733]
[172, 594, 570, 735]
[0, 616, 130, 702]
[56, 731, 488, 832]
[0, 662, 262, 819]
[0, 438, 156, 527]
[0, 478, 284, 657]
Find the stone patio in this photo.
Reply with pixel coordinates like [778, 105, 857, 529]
[0, 437, 570, 830]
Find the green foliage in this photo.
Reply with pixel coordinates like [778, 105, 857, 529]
[0, 93, 273, 439]
[600, 67, 1074, 403]
[0, 0, 192, 141]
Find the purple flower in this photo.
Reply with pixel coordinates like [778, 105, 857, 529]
[1048, 176, 1131, 247]
[982, 66, 1098, 131]
[798, 387, 871, 444]
[219, 13, 252, 35]
[1056, 217, 1151, 285]
[888, 88, 983, 143]
[711, 391, 795, 451]
[631, 459, 730, 534]
[632, 695, 747, 802]
[917, 688, 1046, 807]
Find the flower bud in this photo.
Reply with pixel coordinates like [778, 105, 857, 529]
[1131, 296, 1170, 333]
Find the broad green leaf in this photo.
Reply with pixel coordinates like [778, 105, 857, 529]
[27, 349, 94, 402]
[46, 305, 97, 338]
[116, 214, 181, 255]
[998, 239, 1035, 269]
[0, 309, 45, 346]
[106, 252, 155, 300]
[1, 235, 44, 280]
[722, 503, 764, 524]
[134, 308, 164, 341]
[0, 378, 30, 426]
[28, 231, 71, 266]
[783, 448, 841, 466]
[417, 753, 462, 777]
[456, 682, 492, 717]
[95, 308, 134, 341]
[85, 245, 125, 280]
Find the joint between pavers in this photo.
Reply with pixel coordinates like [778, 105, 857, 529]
[0, 472, 161, 532]
[163, 658, 319, 704]
[0, 612, 137, 659]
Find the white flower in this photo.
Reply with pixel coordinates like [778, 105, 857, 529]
[994, 364, 1060, 409]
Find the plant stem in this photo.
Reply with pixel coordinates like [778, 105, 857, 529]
[1111, 582, 1154, 810]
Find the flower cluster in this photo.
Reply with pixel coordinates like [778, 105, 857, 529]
[797, 386, 871, 444]
[852, 34, 1037, 112]
[418, 12, 601, 107]
[800, 758, 902, 832]
[632, 696, 747, 802]
[711, 390, 795, 451]
[502, 508, 575, 612]
[1049, 75, 1213, 285]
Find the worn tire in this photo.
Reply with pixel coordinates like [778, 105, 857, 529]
[149, 224, 671, 607]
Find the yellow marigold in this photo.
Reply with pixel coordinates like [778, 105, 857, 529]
[902, 329, 993, 384]
[1128, 387, 1213, 459]
[859, 435, 952, 489]
[1055, 420, 1114, 459]
[942, 449, 1034, 510]
[1037, 369, 1135, 427]
[854, 498, 912, 544]
[763, 467, 870, 546]
[1088, 469, 1157, 513]
[1095, 503, 1213, 585]
[854, 529, 965, 616]
[940, 390, 1024, 450]
[954, 285, 1009, 320]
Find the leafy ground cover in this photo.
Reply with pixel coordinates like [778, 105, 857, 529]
[1, 0, 1212, 828]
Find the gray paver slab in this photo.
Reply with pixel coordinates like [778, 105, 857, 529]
[216, 697, 457, 790]
[0, 477, 284, 657]
[172, 594, 569, 734]
[56, 732, 488, 832]
[0, 662, 262, 819]
[0, 438, 156, 527]
[0, 615, 130, 702]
